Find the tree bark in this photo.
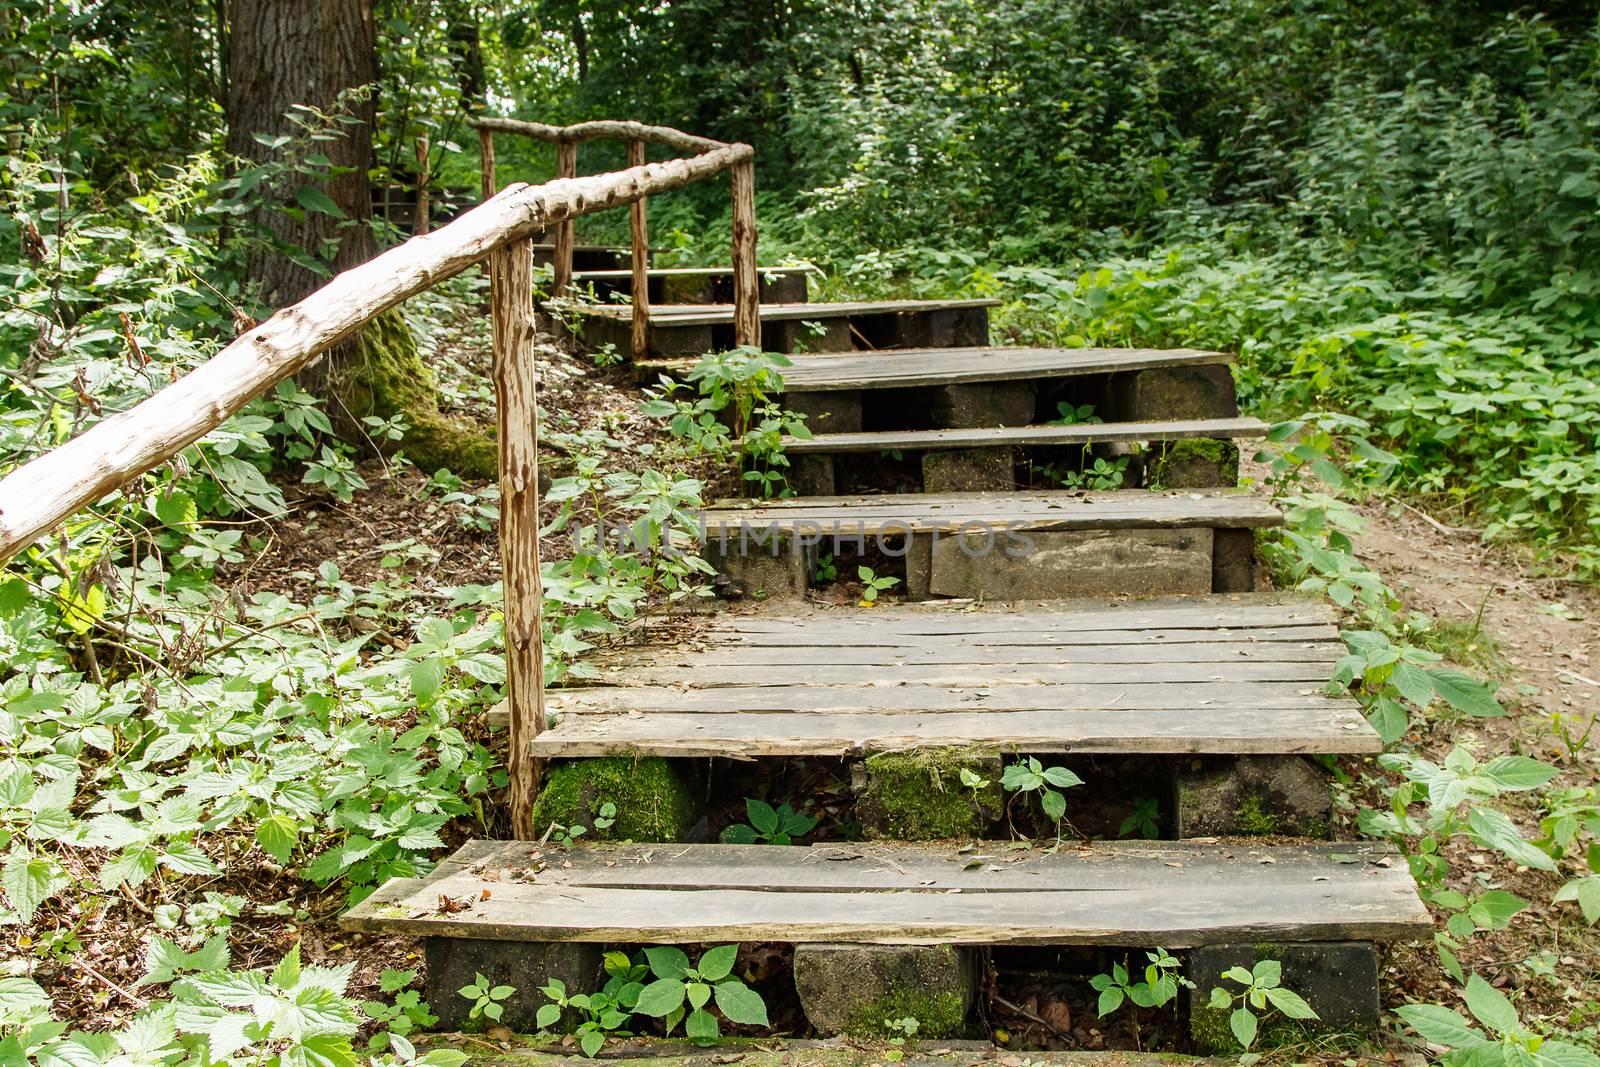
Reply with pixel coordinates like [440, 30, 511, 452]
[225, 0, 379, 312]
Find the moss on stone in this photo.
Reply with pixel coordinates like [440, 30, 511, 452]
[1233, 794, 1282, 836]
[337, 309, 499, 479]
[1189, 1003, 1312, 1055]
[843, 985, 969, 1039]
[1149, 437, 1239, 489]
[856, 748, 1001, 840]
[529, 757, 695, 842]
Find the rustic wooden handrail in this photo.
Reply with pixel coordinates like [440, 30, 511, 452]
[469, 115, 761, 359]
[0, 135, 755, 843]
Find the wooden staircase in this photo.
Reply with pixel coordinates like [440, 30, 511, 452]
[343, 273, 1427, 1049]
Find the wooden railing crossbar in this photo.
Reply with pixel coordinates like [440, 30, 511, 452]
[468, 115, 760, 361]
[0, 126, 756, 843]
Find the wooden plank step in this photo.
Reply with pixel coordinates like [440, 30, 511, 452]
[572, 264, 821, 282]
[784, 416, 1268, 455]
[698, 489, 1281, 536]
[642, 346, 1232, 392]
[340, 839, 1432, 946]
[583, 297, 999, 327]
[521, 596, 1375, 758]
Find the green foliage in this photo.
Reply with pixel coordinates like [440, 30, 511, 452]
[720, 798, 818, 845]
[631, 945, 770, 1044]
[538, 952, 647, 1058]
[856, 565, 900, 606]
[1396, 975, 1600, 1067]
[1207, 959, 1320, 1052]
[458, 972, 517, 1023]
[999, 757, 1083, 839]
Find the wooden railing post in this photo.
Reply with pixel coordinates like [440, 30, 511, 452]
[553, 141, 578, 299]
[730, 159, 760, 348]
[478, 127, 496, 201]
[628, 139, 650, 361]
[489, 236, 545, 841]
[414, 135, 431, 236]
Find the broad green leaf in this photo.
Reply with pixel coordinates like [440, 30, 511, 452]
[645, 946, 691, 980]
[1463, 974, 1518, 1036]
[1230, 1006, 1258, 1049]
[1478, 756, 1558, 792]
[1366, 696, 1409, 744]
[256, 815, 298, 865]
[1465, 809, 1556, 872]
[1428, 669, 1504, 717]
[1, 850, 62, 924]
[634, 977, 687, 1017]
[535, 1004, 561, 1031]
[712, 979, 769, 1026]
[746, 798, 779, 835]
[295, 186, 345, 217]
[1554, 875, 1600, 924]
[697, 944, 737, 982]
[1264, 986, 1318, 1020]
[1395, 1003, 1481, 1046]
[580, 1030, 604, 1058]
[685, 1006, 719, 1042]
[1467, 890, 1527, 930]
[1097, 986, 1125, 1016]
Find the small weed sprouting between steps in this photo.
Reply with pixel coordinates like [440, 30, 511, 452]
[1000, 756, 1083, 843]
[721, 797, 818, 844]
[634, 945, 771, 1043]
[1089, 948, 1191, 1052]
[1116, 796, 1161, 840]
[857, 564, 900, 606]
[538, 952, 648, 1058]
[459, 972, 517, 1023]
[1208, 960, 1319, 1055]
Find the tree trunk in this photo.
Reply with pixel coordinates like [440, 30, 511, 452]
[225, 0, 378, 313]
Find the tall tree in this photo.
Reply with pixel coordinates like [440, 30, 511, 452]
[224, 0, 378, 312]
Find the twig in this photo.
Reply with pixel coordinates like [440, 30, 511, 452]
[1401, 501, 1475, 537]
[1557, 668, 1600, 688]
[991, 992, 1072, 1040]
[76, 959, 148, 1008]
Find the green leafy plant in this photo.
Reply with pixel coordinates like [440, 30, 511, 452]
[1207, 959, 1319, 1051]
[1396, 974, 1600, 1067]
[1117, 797, 1161, 840]
[1090, 948, 1191, 1050]
[857, 565, 900, 606]
[459, 972, 517, 1023]
[1000, 757, 1083, 838]
[721, 798, 818, 844]
[632, 945, 770, 1043]
[537, 951, 647, 1058]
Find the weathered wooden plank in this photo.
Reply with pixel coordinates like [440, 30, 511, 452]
[717, 626, 1339, 647]
[696, 490, 1281, 535]
[584, 298, 1000, 327]
[583, 660, 1337, 687]
[641, 346, 1232, 392]
[572, 264, 819, 281]
[784, 417, 1269, 455]
[526, 705, 1377, 757]
[340, 840, 1430, 946]
[597, 640, 1343, 667]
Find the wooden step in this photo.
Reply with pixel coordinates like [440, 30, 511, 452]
[520, 596, 1376, 758]
[572, 263, 818, 304]
[782, 416, 1269, 454]
[342, 838, 1430, 945]
[643, 345, 1231, 392]
[582, 299, 998, 357]
[697, 489, 1278, 600]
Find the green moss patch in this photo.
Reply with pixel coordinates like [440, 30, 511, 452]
[529, 757, 695, 841]
[338, 309, 499, 478]
[1149, 437, 1238, 489]
[856, 749, 1001, 840]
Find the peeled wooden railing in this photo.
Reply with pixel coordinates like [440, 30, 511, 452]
[470, 116, 761, 360]
[0, 127, 757, 841]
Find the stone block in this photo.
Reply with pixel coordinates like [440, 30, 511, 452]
[1187, 941, 1380, 1052]
[796, 317, 854, 353]
[904, 535, 933, 601]
[793, 944, 978, 1037]
[1173, 755, 1332, 838]
[704, 536, 808, 599]
[529, 757, 697, 843]
[786, 455, 836, 496]
[1212, 528, 1256, 593]
[923, 448, 1015, 492]
[1149, 438, 1240, 488]
[425, 937, 601, 1032]
[1110, 365, 1238, 421]
[889, 307, 990, 348]
[652, 322, 716, 358]
[929, 528, 1213, 600]
[784, 390, 863, 434]
[855, 749, 1002, 839]
[929, 383, 1036, 429]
